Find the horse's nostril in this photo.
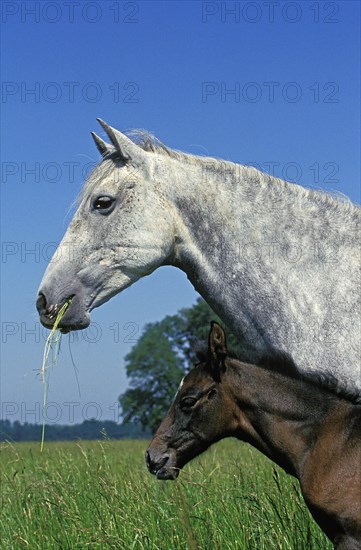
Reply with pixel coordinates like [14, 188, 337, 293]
[158, 456, 170, 470]
[145, 450, 170, 474]
[146, 450, 156, 472]
[36, 292, 47, 314]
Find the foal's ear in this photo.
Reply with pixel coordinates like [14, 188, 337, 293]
[208, 321, 228, 375]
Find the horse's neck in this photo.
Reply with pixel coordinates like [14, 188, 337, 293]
[171, 162, 290, 354]
[227, 363, 333, 477]
[168, 157, 355, 361]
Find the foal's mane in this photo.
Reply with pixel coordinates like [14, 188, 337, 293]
[258, 352, 361, 404]
[195, 346, 361, 405]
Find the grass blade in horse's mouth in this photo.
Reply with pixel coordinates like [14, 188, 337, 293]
[40, 298, 73, 451]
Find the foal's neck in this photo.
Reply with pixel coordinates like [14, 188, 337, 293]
[228, 361, 338, 477]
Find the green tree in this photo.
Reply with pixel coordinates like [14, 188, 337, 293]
[119, 298, 241, 433]
[119, 319, 184, 432]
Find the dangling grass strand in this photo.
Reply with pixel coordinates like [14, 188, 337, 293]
[40, 300, 72, 452]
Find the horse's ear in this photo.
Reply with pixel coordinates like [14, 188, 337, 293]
[94, 119, 146, 164]
[91, 132, 114, 157]
[208, 321, 227, 376]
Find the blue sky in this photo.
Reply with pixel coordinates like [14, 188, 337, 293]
[1, 0, 360, 425]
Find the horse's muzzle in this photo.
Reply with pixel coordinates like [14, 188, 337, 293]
[36, 290, 90, 332]
[145, 449, 179, 480]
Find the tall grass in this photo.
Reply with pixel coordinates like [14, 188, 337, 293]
[0, 439, 331, 549]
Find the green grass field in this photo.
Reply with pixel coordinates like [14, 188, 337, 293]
[0, 438, 331, 549]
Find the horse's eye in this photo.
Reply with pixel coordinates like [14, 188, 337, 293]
[92, 196, 115, 212]
[180, 396, 198, 409]
[208, 388, 217, 400]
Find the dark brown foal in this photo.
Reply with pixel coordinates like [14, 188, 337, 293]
[146, 322, 361, 549]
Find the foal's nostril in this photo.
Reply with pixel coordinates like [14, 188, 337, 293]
[145, 450, 151, 469]
[145, 450, 157, 472]
[36, 292, 47, 315]
[157, 456, 170, 470]
[145, 450, 170, 474]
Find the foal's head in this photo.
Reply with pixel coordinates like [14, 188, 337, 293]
[146, 322, 238, 479]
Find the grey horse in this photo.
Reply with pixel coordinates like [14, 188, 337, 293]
[37, 120, 361, 397]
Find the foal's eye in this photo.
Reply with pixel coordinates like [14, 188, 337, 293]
[92, 196, 115, 213]
[208, 388, 217, 400]
[180, 396, 198, 409]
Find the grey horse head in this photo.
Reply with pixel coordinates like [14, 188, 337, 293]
[37, 119, 177, 331]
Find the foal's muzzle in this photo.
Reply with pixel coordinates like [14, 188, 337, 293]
[145, 449, 179, 480]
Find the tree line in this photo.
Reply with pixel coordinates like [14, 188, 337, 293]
[0, 419, 150, 442]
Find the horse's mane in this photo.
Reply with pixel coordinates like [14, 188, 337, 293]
[80, 128, 359, 219]
[125, 129, 359, 215]
[195, 346, 361, 405]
